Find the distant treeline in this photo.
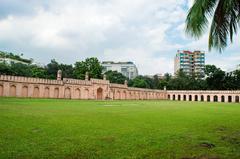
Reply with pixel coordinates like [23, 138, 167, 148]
[0, 51, 32, 64]
[0, 55, 239, 90]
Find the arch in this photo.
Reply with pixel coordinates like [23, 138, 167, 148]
[84, 88, 89, 99]
[235, 96, 239, 103]
[145, 92, 148, 99]
[213, 95, 218, 102]
[64, 87, 71, 99]
[189, 95, 192, 101]
[228, 96, 232, 103]
[123, 91, 127, 99]
[201, 95, 204, 101]
[22, 86, 28, 97]
[33, 87, 40, 98]
[97, 87, 103, 100]
[10, 85, 16, 97]
[54, 88, 59, 98]
[221, 96, 225, 102]
[116, 90, 121, 100]
[207, 95, 210, 102]
[136, 92, 140, 99]
[194, 95, 198, 101]
[168, 95, 170, 100]
[75, 88, 81, 99]
[44, 87, 50, 98]
[183, 95, 186, 101]
[173, 94, 176, 100]
[129, 92, 132, 99]
[178, 95, 181, 101]
[0, 85, 3, 96]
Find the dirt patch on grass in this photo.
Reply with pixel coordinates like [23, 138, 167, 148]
[221, 134, 240, 146]
[182, 155, 220, 159]
[199, 141, 216, 149]
[100, 136, 116, 143]
[216, 126, 227, 132]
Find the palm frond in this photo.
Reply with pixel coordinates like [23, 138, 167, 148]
[185, 0, 218, 38]
[209, 0, 240, 52]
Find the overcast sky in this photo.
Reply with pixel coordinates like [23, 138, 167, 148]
[0, 0, 239, 75]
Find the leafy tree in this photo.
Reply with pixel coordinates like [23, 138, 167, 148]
[73, 57, 103, 79]
[129, 76, 149, 88]
[104, 70, 127, 84]
[10, 62, 32, 77]
[59, 64, 74, 78]
[45, 59, 59, 79]
[0, 62, 12, 75]
[204, 65, 225, 90]
[186, 0, 240, 52]
[30, 65, 47, 78]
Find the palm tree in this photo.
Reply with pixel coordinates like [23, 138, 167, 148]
[186, 0, 240, 52]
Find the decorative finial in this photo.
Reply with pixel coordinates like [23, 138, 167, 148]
[57, 70, 62, 80]
[103, 74, 107, 80]
[85, 72, 89, 81]
[164, 86, 166, 91]
[124, 80, 128, 86]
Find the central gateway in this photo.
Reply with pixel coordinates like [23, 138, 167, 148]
[97, 88, 103, 100]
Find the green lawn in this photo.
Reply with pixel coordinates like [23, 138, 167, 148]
[0, 98, 240, 159]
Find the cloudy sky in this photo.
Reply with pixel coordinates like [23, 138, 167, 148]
[0, 0, 239, 75]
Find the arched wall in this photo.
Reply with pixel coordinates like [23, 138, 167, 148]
[0, 84, 3, 96]
[10, 85, 16, 97]
[22, 86, 28, 97]
[167, 91, 240, 103]
[44, 87, 50, 98]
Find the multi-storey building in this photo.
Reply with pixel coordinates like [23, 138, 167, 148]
[102, 61, 138, 79]
[174, 50, 205, 77]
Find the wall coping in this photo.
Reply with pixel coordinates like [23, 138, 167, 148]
[0, 75, 63, 85]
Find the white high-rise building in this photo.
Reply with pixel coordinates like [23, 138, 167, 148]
[102, 61, 138, 79]
[174, 50, 205, 77]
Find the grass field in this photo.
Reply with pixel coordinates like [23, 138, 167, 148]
[0, 98, 240, 159]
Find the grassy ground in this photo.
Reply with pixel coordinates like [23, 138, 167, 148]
[0, 98, 240, 159]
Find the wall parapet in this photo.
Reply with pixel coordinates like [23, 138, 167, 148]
[167, 90, 240, 94]
[91, 78, 110, 85]
[109, 83, 127, 89]
[63, 78, 92, 85]
[0, 75, 63, 85]
[128, 87, 165, 93]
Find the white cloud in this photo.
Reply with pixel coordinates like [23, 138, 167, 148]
[0, 0, 239, 75]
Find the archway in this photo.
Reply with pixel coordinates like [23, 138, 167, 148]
[33, 87, 39, 98]
[178, 95, 181, 101]
[64, 87, 71, 99]
[183, 95, 186, 101]
[228, 96, 232, 103]
[173, 94, 175, 100]
[201, 95, 204, 101]
[97, 88, 103, 100]
[194, 95, 198, 101]
[168, 95, 170, 100]
[84, 89, 89, 99]
[44, 87, 50, 98]
[123, 91, 127, 99]
[75, 88, 81, 99]
[54, 88, 59, 98]
[116, 91, 121, 99]
[213, 95, 218, 102]
[22, 86, 28, 97]
[189, 95, 192, 101]
[0, 85, 3, 96]
[236, 96, 239, 103]
[221, 96, 225, 102]
[10, 85, 16, 96]
[207, 95, 210, 102]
